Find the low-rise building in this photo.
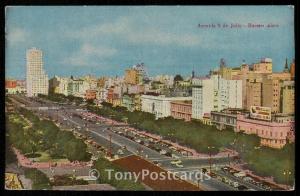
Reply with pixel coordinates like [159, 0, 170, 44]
[201, 113, 212, 125]
[49, 76, 69, 96]
[122, 93, 140, 112]
[170, 100, 192, 121]
[236, 114, 294, 149]
[141, 95, 192, 119]
[211, 108, 246, 130]
[85, 89, 97, 100]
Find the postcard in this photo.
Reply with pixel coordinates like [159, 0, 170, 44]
[5, 5, 295, 191]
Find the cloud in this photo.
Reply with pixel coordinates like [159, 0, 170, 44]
[62, 43, 117, 66]
[66, 17, 201, 47]
[126, 29, 201, 47]
[6, 27, 28, 45]
[67, 17, 130, 39]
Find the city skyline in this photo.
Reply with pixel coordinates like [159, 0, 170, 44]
[6, 6, 295, 79]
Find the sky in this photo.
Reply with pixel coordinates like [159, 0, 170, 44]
[5, 6, 295, 80]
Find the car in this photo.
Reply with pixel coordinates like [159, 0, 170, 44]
[63, 118, 67, 121]
[152, 161, 162, 166]
[233, 182, 239, 188]
[237, 185, 248, 191]
[96, 122, 100, 125]
[242, 176, 253, 182]
[135, 139, 142, 143]
[154, 147, 161, 152]
[122, 145, 127, 150]
[222, 177, 229, 183]
[171, 160, 182, 165]
[222, 167, 229, 171]
[201, 168, 208, 174]
[159, 150, 167, 155]
[165, 152, 172, 157]
[175, 163, 184, 168]
[117, 149, 124, 155]
[169, 146, 176, 150]
[234, 171, 246, 178]
[209, 172, 217, 178]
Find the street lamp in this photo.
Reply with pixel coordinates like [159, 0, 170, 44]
[207, 146, 215, 173]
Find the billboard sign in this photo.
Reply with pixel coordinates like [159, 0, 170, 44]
[250, 106, 271, 121]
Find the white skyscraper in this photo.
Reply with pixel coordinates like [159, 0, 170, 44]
[192, 75, 242, 119]
[26, 48, 49, 97]
[192, 77, 214, 119]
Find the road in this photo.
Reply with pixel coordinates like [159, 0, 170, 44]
[9, 95, 264, 191]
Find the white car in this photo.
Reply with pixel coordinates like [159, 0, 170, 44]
[159, 150, 167, 155]
[117, 149, 124, 155]
[175, 163, 184, 168]
[171, 160, 182, 165]
[234, 171, 246, 178]
[233, 182, 239, 188]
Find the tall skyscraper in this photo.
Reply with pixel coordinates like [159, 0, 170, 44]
[26, 48, 49, 97]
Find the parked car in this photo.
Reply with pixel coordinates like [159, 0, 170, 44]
[165, 152, 172, 157]
[234, 171, 246, 178]
[159, 150, 167, 155]
[171, 160, 182, 165]
[201, 168, 208, 174]
[175, 163, 184, 168]
[233, 182, 239, 188]
[237, 185, 248, 191]
[242, 176, 253, 182]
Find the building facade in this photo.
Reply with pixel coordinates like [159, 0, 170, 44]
[192, 77, 214, 119]
[236, 114, 293, 149]
[281, 81, 294, 114]
[262, 78, 281, 113]
[141, 95, 192, 119]
[26, 48, 49, 97]
[125, 69, 140, 85]
[170, 100, 192, 121]
[218, 77, 242, 111]
[253, 58, 273, 73]
[85, 89, 97, 100]
[49, 76, 69, 96]
[245, 78, 263, 110]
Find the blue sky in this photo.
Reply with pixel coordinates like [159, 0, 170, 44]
[5, 6, 295, 79]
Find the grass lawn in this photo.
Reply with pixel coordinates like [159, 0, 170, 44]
[35, 151, 68, 163]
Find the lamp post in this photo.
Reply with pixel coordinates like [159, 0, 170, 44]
[208, 146, 215, 173]
[108, 133, 112, 158]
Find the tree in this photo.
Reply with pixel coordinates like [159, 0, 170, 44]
[63, 139, 90, 162]
[174, 74, 183, 82]
[101, 102, 113, 108]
